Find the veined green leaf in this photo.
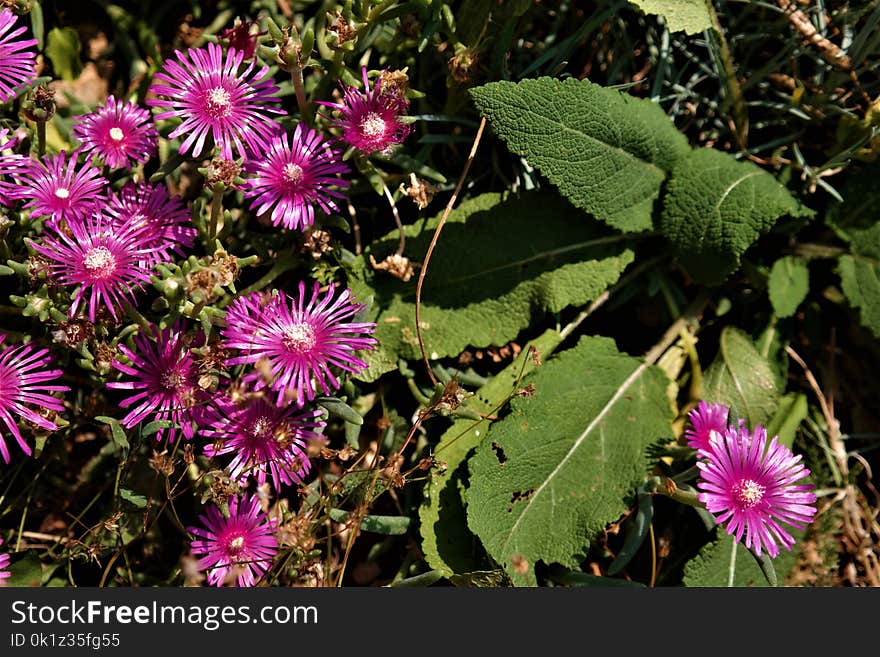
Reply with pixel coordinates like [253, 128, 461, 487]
[702, 327, 784, 428]
[348, 191, 634, 381]
[467, 335, 674, 585]
[661, 148, 813, 285]
[419, 329, 565, 577]
[768, 256, 810, 318]
[471, 77, 689, 232]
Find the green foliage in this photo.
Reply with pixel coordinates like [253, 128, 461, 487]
[702, 327, 784, 428]
[45, 27, 83, 82]
[3, 549, 43, 587]
[838, 256, 880, 337]
[348, 191, 634, 381]
[683, 531, 803, 587]
[466, 335, 673, 585]
[661, 149, 813, 285]
[470, 77, 690, 232]
[768, 256, 810, 318]
[627, 0, 713, 34]
[419, 329, 564, 577]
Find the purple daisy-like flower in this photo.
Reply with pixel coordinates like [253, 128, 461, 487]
[106, 324, 210, 443]
[242, 123, 350, 231]
[317, 67, 411, 155]
[15, 151, 106, 225]
[71, 95, 159, 170]
[221, 282, 377, 407]
[30, 210, 156, 322]
[188, 493, 278, 587]
[202, 393, 326, 490]
[0, 8, 38, 102]
[684, 400, 730, 454]
[148, 42, 284, 160]
[0, 128, 27, 206]
[0, 334, 69, 463]
[106, 181, 195, 266]
[697, 424, 817, 558]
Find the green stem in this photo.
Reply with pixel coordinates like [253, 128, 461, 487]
[207, 184, 224, 246]
[292, 67, 312, 125]
[37, 120, 46, 157]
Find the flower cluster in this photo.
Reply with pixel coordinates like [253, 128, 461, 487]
[0, 13, 398, 589]
[685, 401, 818, 558]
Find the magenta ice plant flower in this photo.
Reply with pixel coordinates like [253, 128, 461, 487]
[0, 128, 27, 205]
[697, 424, 817, 558]
[106, 324, 210, 443]
[317, 67, 411, 155]
[0, 537, 10, 582]
[30, 210, 156, 322]
[242, 123, 350, 231]
[15, 151, 106, 225]
[202, 393, 326, 490]
[188, 493, 278, 587]
[0, 8, 38, 102]
[106, 181, 196, 265]
[0, 334, 69, 463]
[684, 400, 730, 454]
[72, 95, 159, 169]
[149, 42, 284, 160]
[221, 282, 377, 407]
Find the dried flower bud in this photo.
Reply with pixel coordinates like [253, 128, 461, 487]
[400, 173, 438, 210]
[370, 253, 418, 282]
[206, 157, 241, 189]
[22, 84, 56, 123]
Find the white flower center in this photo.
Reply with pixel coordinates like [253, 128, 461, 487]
[733, 478, 765, 509]
[54, 187, 70, 199]
[360, 112, 386, 140]
[282, 162, 304, 184]
[281, 322, 317, 355]
[250, 416, 273, 439]
[82, 246, 117, 279]
[109, 127, 125, 142]
[160, 369, 184, 390]
[228, 535, 245, 555]
[206, 86, 233, 118]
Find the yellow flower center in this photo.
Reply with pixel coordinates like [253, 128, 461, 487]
[281, 323, 316, 354]
[206, 86, 233, 119]
[54, 187, 70, 199]
[733, 478, 765, 509]
[360, 112, 386, 140]
[109, 127, 125, 142]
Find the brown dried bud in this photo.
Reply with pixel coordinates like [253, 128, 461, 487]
[379, 69, 410, 99]
[149, 450, 176, 477]
[449, 46, 480, 85]
[328, 11, 357, 48]
[399, 173, 438, 210]
[206, 157, 241, 189]
[369, 253, 418, 282]
[22, 84, 56, 123]
[300, 228, 333, 259]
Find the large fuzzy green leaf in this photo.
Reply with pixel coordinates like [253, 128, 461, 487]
[702, 327, 784, 428]
[466, 335, 673, 585]
[661, 148, 812, 285]
[627, 0, 712, 34]
[347, 191, 634, 381]
[470, 77, 689, 232]
[683, 531, 804, 587]
[419, 329, 564, 578]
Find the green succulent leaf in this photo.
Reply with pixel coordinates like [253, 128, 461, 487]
[627, 0, 713, 35]
[466, 335, 673, 585]
[768, 256, 810, 318]
[347, 191, 635, 381]
[661, 148, 813, 285]
[470, 77, 689, 232]
[702, 327, 785, 428]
